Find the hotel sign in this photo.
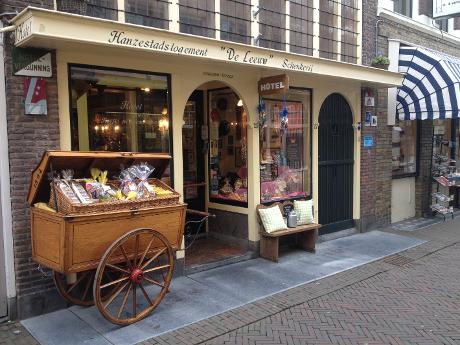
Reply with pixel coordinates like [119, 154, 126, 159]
[258, 74, 289, 96]
[433, 0, 460, 19]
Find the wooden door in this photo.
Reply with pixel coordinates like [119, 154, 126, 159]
[318, 93, 354, 234]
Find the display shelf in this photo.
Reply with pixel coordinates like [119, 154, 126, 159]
[431, 192, 453, 202]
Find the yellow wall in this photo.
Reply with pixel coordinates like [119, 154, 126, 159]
[56, 45, 362, 258]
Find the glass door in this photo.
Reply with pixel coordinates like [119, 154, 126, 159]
[182, 91, 206, 218]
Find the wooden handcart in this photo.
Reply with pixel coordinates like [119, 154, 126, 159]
[27, 151, 199, 325]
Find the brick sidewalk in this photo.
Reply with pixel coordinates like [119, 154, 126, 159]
[4, 218, 460, 345]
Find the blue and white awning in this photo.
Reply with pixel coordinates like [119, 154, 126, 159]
[396, 46, 460, 120]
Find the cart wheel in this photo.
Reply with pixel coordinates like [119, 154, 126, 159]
[93, 228, 174, 325]
[54, 269, 123, 306]
[54, 270, 96, 306]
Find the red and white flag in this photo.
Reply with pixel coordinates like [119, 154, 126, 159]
[24, 77, 47, 115]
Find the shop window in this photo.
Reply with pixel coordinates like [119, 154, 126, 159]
[220, 0, 252, 45]
[259, 88, 312, 203]
[208, 88, 248, 206]
[392, 120, 418, 178]
[340, 0, 359, 63]
[87, 0, 118, 20]
[319, 0, 339, 60]
[179, 0, 215, 38]
[69, 65, 171, 155]
[259, 0, 286, 51]
[125, 0, 169, 29]
[433, 119, 457, 176]
[394, 0, 412, 17]
[289, 0, 314, 56]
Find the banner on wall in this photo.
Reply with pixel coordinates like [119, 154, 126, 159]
[24, 77, 47, 115]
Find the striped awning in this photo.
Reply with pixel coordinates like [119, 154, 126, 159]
[396, 46, 460, 120]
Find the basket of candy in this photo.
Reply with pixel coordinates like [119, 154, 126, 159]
[48, 163, 179, 215]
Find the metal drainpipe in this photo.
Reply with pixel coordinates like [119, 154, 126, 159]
[375, 19, 383, 57]
[0, 19, 17, 318]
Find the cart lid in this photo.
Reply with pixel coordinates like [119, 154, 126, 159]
[27, 151, 172, 206]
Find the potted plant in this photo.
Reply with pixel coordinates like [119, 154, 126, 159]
[56, 0, 89, 15]
[371, 55, 390, 70]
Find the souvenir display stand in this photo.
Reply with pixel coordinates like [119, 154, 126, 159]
[430, 136, 459, 220]
[28, 151, 188, 325]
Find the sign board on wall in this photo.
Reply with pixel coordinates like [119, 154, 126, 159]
[433, 0, 460, 19]
[258, 74, 289, 96]
[363, 135, 374, 148]
[24, 77, 47, 115]
[12, 47, 52, 77]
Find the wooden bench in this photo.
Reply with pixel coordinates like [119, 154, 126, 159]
[256, 202, 321, 262]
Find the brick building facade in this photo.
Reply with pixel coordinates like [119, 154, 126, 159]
[360, 0, 460, 231]
[1, 0, 66, 319]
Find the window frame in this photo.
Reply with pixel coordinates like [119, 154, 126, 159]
[67, 63, 174, 185]
[259, 86, 313, 205]
[393, 0, 413, 18]
[391, 119, 420, 180]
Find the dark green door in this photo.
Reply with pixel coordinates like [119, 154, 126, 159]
[318, 93, 354, 234]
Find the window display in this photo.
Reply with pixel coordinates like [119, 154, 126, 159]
[208, 88, 248, 205]
[69, 65, 172, 181]
[259, 89, 311, 203]
[392, 120, 417, 177]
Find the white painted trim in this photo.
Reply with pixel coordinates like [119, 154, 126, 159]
[285, 0, 290, 52]
[336, 0, 342, 62]
[312, 0, 320, 57]
[215, 0, 220, 40]
[117, 0, 125, 23]
[387, 40, 400, 126]
[0, 25, 17, 302]
[378, 8, 460, 45]
[251, 0, 259, 46]
[356, 0, 362, 64]
[169, 0, 180, 33]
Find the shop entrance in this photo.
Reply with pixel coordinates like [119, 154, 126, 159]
[182, 82, 250, 271]
[318, 93, 354, 234]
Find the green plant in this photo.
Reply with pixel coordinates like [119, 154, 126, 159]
[371, 55, 390, 66]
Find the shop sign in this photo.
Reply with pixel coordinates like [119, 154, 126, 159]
[433, 0, 460, 19]
[13, 47, 52, 78]
[364, 90, 375, 107]
[371, 115, 378, 127]
[365, 111, 372, 126]
[14, 17, 33, 44]
[24, 77, 47, 115]
[363, 135, 374, 148]
[258, 74, 289, 96]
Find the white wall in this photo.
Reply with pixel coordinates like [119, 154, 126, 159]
[391, 177, 416, 222]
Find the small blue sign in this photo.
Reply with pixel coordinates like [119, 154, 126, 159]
[363, 135, 374, 147]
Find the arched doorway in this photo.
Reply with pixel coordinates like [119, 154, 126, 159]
[318, 93, 354, 234]
[182, 81, 250, 271]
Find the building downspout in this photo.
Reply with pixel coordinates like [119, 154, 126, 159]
[0, 19, 17, 319]
[375, 19, 383, 56]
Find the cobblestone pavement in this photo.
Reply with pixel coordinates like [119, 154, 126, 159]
[3, 218, 460, 345]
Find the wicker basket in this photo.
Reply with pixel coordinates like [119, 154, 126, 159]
[49, 178, 180, 215]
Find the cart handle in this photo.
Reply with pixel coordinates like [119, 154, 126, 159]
[186, 209, 216, 218]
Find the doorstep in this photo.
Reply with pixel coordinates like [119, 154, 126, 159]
[21, 230, 424, 345]
[392, 209, 460, 232]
